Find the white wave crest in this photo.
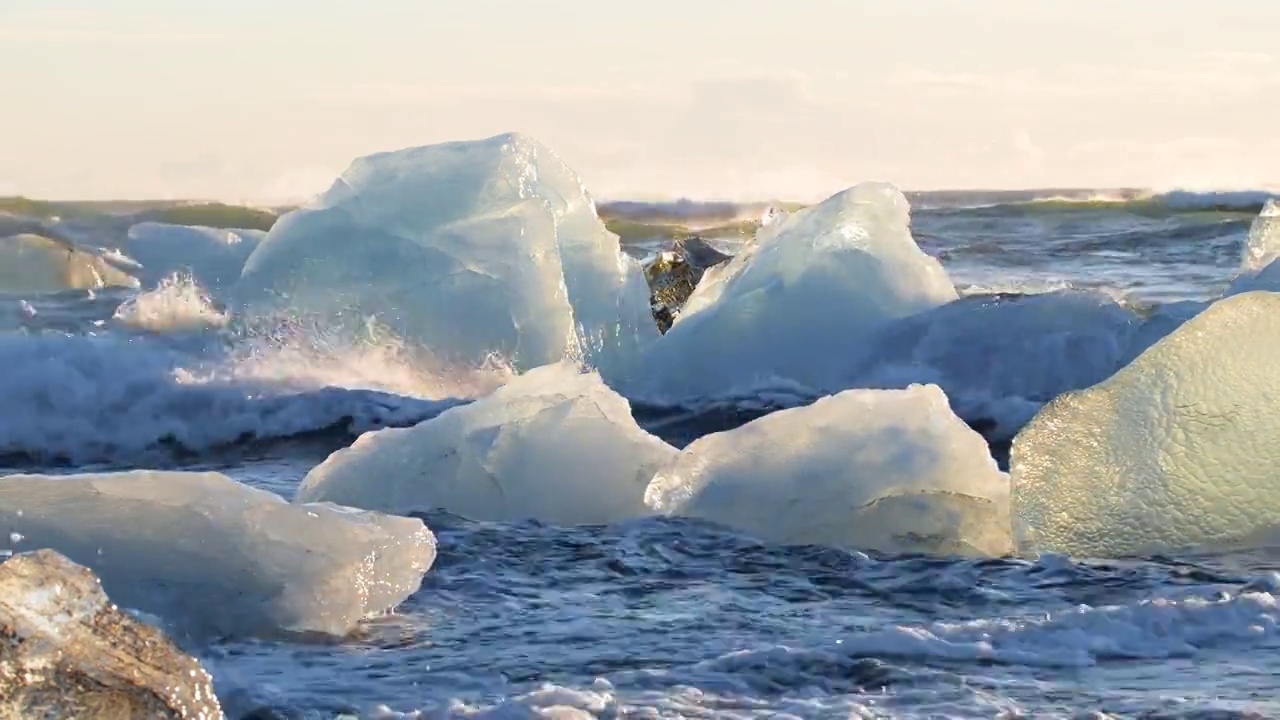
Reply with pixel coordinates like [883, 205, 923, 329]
[215, 314, 515, 401]
[112, 272, 229, 333]
[0, 333, 466, 464]
[1155, 189, 1279, 211]
[811, 585, 1280, 668]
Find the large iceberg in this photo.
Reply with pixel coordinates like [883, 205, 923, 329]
[1010, 291, 1280, 557]
[0, 234, 138, 294]
[123, 222, 265, 292]
[234, 133, 656, 383]
[296, 362, 677, 525]
[644, 384, 1013, 556]
[850, 290, 1144, 436]
[0, 470, 437, 638]
[633, 184, 958, 400]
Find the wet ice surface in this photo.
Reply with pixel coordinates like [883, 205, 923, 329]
[201, 456, 1280, 719]
[3, 190, 1277, 717]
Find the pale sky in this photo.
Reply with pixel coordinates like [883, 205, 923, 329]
[2, 0, 1278, 203]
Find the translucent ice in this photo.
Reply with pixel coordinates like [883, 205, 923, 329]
[1225, 200, 1280, 296]
[645, 384, 1013, 556]
[0, 234, 138, 294]
[1240, 199, 1280, 273]
[0, 470, 436, 638]
[296, 362, 677, 525]
[123, 222, 264, 292]
[235, 133, 655, 382]
[1011, 291, 1280, 557]
[1218, 198, 1280, 294]
[851, 290, 1143, 435]
[635, 184, 957, 400]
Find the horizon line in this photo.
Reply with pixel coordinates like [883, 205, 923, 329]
[7, 185, 1278, 210]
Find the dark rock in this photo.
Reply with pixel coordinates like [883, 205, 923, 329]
[679, 235, 733, 269]
[0, 549, 223, 719]
[643, 236, 733, 333]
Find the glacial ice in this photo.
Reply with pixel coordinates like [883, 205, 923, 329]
[1124, 299, 1208, 360]
[1010, 291, 1280, 557]
[0, 234, 138, 294]
[296, 362, 677, 525]
[634, 183, 958, 400]
[1225, 200, 1280, 296]
[644, 384, 1013, 556]
[123, 222, 264, 292]
[849, 290, 1143, 436]
[235, 133, 656, 382]
[0, 470, 437, 638]
[1240, 199, 1280, 273]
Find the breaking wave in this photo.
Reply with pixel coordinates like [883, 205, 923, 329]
[112, 272, 230, 333]
[916, 188, 1280, 214]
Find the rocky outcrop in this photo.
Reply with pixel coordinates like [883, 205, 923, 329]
[643, 236, 732, 332]
[0, 549, 223, 719]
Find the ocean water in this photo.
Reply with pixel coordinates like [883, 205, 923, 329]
[3, 190, 1279, 719]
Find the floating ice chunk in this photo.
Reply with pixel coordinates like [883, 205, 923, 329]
[1225, 200, 1280, 296]
[1240, 199, 1280, 273]
[1011, 291, 1280, 557]
[0, 234, 138, 294]
[296, 362, 677, 525]
[235, 133, 655, 382]
[123, 222, 265, 292]
[0, 470, 437, 638]
[645, 384, 1013, 556]
[635, 184, 958, 400]
[851, 290, 1143, 433]
[1124, 299, 1208, 361]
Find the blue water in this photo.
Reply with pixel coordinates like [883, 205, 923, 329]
[4, 193, 1280, 719]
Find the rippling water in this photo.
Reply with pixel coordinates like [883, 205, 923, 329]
[5, 192, 1279, 718]
[192, 454, 1280, 719]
